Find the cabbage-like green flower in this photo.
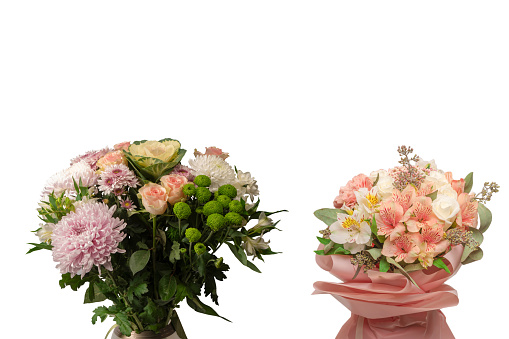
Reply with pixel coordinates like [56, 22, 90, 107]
[124, 138, 186, 181]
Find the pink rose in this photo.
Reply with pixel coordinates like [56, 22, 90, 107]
[160, 174, 188, 205]
[333, 174, 372, 208]
[194, 147, 229, 160]
[139, 183, 168, 215]
[96, 150, 128, 172]
[114, 141, 131, 151]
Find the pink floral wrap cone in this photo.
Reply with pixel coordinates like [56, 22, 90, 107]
[313, 245, 463, 339]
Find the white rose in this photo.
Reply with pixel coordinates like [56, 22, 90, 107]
[370, 170, 395, 199]
[437, 184, 458, 199]
[425, 171, 449, 191]
[432, 194, 460, 227]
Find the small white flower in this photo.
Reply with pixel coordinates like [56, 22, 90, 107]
[329, 210, 371, 254]
[234, 170, 259, 201]
[242, 235, 270, 256]
[250, 212, 273, 232]
[36, 223, 55, 244]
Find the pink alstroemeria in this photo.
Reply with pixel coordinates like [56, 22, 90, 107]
[375, 200, 406, 241]
[456, 193, 478, 229]
[392, 185, 416, 212]
[402, 196, 438, 232]
[382, 232, 421, 264]
[417, 224, 450, 268]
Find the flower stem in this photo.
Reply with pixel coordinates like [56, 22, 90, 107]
[106, 271, 145, 332]
[152, 216, 159, 300]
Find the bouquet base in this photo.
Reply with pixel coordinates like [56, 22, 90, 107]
[111, 324, 180, 339]
[338, 310, 454, 339]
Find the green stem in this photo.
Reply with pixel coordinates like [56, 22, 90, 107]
[106, 271, 145, 332]
[153, 216, 159, 300]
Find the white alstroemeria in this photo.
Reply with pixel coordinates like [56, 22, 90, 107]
[416, 158, 438, 170]
[250, 211, 273, 232]
[354, 187, 381, 217]
[234, 170, 259, 201]
[36, 223, 55, 244]
[329, 210, 371, 254]
[242, 235, 270, 256]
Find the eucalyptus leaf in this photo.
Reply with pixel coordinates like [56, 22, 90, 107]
[386, 257, 421, 289]
[366, 248, 382, 260]
[462, 248, 484, 265]
[314, 208, 342, 226]
[461, 227, 484, 262]
[426, 190, 438, 201]
[464, 172, 473, 194]
[129, 250, 150, 275]
[478, 203, 492, 233]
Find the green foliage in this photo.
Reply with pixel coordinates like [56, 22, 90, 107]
[464, 172, 474, 193]
[379, 256, 390, 272]
[314, 208, 344, 226]
[432, 257, 451, 274]
[478, 203, 492, 233]
[129, 250, 151, 275]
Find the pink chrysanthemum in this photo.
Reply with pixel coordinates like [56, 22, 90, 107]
[51, 202, 126, 277]
[170, 164, 196, 182]
[41, 161, 98, 199]
[98, 164, 139, 195]
[70, 147, 111, 169]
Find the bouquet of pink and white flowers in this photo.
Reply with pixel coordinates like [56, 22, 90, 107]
[313, 146, 498, 339]
[28, 139, 283, 338]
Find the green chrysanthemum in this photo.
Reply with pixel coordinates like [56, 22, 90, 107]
[173, 202, 192, 219]
[216, 195, 231, 208]
[185, 228, 202, 243]
[207, 213, 227, 231]
[218, 184, 237, 199]
[194, 242, 207, 255]
[194, 175, 212, 188]
[203, 201, 223, 216]
[225, 212, 243, 226]
[196, 187, 212, 204]
[182, 183, 197, 196]
[228, 200, 244, 213]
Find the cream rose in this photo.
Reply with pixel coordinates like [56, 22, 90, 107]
[139, 183, 168, 215]
[370, 170, 395, 200]
[96, 150, 128, 172]
[129, 140, 180, 166]
[424, 171, 449, 191]
[432, 194, 460, 228]
[160, 174, 188, 205]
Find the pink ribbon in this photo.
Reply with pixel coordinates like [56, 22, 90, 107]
[313, 245, 463, 339]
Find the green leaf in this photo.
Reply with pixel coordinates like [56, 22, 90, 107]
[169, 241, 181, 264]
[158, 275, 177, 301]
[366, 248, 382, 260]
[246, 260, 261, 273]
[170, 311, 188, 339]
[186, 296, 231, 322]
[379, 256, 390, 272]
[464, 172, 474, 194]
[461, 227, 484, 262]
[478, 203, 492, 233]
[129, 250, 150, 275]
[314, 208, 342, 226]
[462, 247, 484, 265]
[114, 312, 133, 336]
[323, 239, 336, 254]
[84, 282, 107, 304]
[225, 241, 247, 266]
[174, 282, 188, 304]
[26, 242, 53, 254]
[370, 216, 385, 243]
[352, 265, 362, 280]
[59, 273, 88, 291]
[386, 257, 421, 289]
[432, 257, 451, 274]
[316, 237, 331, 245]
[426, 190, 438, 201]
[127, 281, 149, 302]
[372, 173, 380, 187]
[92, 306, 109, 324]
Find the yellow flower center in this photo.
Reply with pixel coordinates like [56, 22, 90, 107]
[342, 217, 360, 229]
[366, 193, 380, 208]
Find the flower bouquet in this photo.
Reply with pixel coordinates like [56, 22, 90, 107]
[313, 146, 498, 339]
[28, 139, 283, 338]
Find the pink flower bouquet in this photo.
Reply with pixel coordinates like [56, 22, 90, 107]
[313, 146, 498, 339]
[28, 139, 284, 338]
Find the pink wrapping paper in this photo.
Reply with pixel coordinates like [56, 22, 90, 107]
[313, 245, 463, 339]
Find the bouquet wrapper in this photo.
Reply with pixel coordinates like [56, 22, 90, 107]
[313, 245, 463, 339]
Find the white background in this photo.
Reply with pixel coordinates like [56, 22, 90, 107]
[1, 1, 508, 338]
